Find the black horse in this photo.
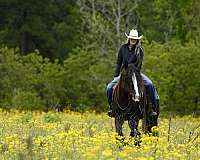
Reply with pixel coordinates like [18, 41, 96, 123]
[112, 63, 158, 138]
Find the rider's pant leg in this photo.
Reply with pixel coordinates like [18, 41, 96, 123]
[106, 76, 120, 106]
[141, 73, 158, 110]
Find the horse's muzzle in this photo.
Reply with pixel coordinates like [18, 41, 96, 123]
[132, 95, 140, 102]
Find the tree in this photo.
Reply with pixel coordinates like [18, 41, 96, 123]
[77, 0, 141, 53]
[142, 0, 200, 43]
[0, 0, 82, 59]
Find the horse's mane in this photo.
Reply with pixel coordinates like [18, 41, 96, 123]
[119, 63, 143, 91]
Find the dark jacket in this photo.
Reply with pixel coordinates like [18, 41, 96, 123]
[114, 43, 144, 77]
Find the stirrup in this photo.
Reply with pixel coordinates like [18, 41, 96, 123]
[150, 108, 158, 116]
[108, 110, 114, 117]
[151, 111, 158, 116]
[149, 103, 157, 116]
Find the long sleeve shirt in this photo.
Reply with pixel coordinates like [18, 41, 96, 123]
[114, 43, 144, 77]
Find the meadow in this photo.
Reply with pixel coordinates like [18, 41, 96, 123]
[0, 109, 199, 160]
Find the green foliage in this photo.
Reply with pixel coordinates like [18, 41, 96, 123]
[43, 114, 61, 123]
[20, 112, 33, 123]
[63, 48, 113, 111]
[11, 90, 44, 111]
[143, 41, 170, 106]
[0, 47, 65, 110]
[143, 40, 200, 113]
[166, 41, 200, 113]
[139, 0, 200, 43]
[0, 42, 199, 114]
[0, 0, 82, 59]
[0, 0, 200, 114]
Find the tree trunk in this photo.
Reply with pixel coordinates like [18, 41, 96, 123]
[20, 9, 29, 54]
[20, 31, 29, 54]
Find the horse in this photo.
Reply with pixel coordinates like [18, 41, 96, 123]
[112, 62, 159, 140]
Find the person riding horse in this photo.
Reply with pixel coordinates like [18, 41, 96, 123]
[106, 29, 159, 117]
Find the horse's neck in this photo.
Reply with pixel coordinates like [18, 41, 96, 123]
[116, 83, 129, 103]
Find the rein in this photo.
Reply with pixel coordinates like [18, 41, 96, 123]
[113, 84, 133, 111]
[112, 67, 144, 113]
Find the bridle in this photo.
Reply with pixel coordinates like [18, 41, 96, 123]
[113, 69, 140, 111]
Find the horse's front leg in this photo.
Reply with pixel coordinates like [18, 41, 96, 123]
[128, 116, 141, 146]
[128, 116, 140, 137]
[115, 114, 124, 137]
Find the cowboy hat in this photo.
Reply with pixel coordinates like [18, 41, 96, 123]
[125, 29, 143, 39]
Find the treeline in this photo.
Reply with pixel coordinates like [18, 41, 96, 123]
[0, 41, 199, 113]
[0, 0, 199, 113]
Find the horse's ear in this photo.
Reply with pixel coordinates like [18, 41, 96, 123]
[124, 61, 128, 69]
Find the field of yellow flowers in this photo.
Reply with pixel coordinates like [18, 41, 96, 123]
[0, 109, 199, 160]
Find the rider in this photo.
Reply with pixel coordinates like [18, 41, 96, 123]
[106, 29, 159, 117]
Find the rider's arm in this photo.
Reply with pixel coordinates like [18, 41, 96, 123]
[114, 46, 123, 77]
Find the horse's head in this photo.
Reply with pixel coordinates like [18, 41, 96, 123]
[120, 63, 142, 102]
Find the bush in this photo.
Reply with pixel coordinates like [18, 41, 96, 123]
[0, 47, 65, 110]
[63, 47, 115, 111]
[11, 90, 44, 110]
[0, 42, 199, 114]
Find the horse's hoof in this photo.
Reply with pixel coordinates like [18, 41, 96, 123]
[132, 96, 140, 102]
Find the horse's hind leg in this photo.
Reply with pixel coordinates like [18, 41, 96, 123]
[115, 115, 124, 137]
